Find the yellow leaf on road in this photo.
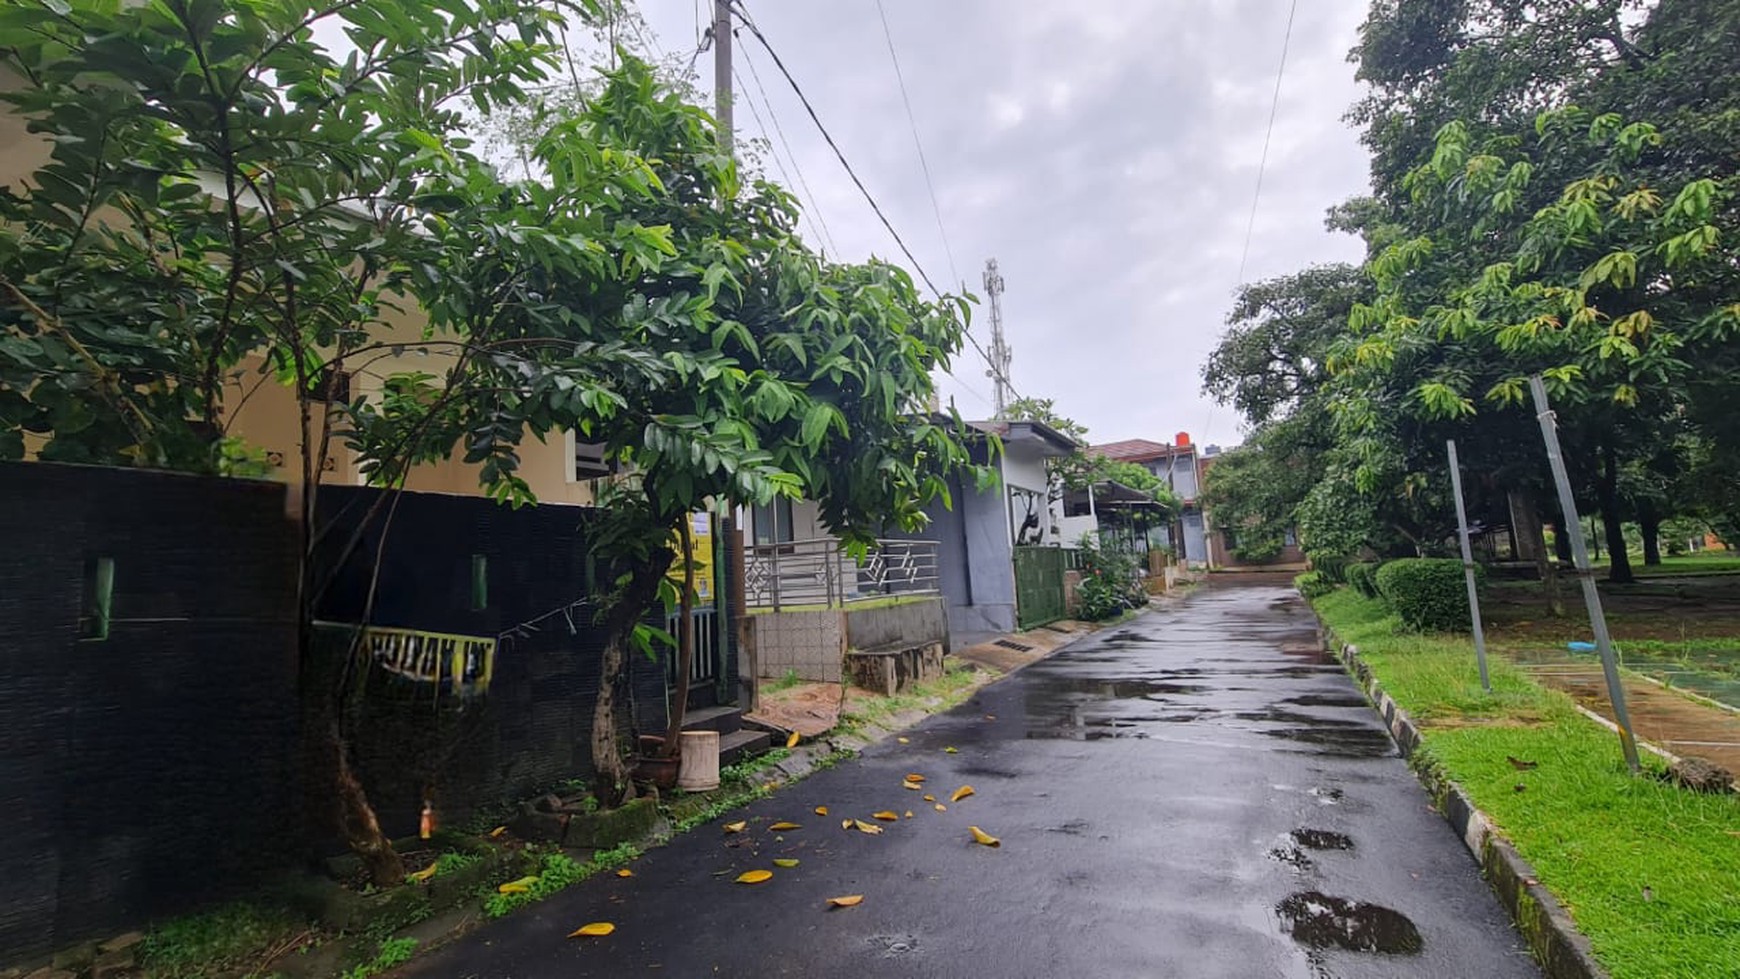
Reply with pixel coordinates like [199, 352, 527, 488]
[815, 806, 829, 816]
[827, 895, 864, 908]
[615, 869, 633, 878]
[903, 811, 913, 818]
[950, 785, 975, 803]
[944, 746, 958, 753]
[903, 781, 922, 790]
[773, 858, 800, 868]
[488, 826, 507, 838]
[904, 773, 926, 782]
[769, 821, 801, 831]
[498, 875, 540, 894]
[786, 730, 800, 748]
[724, 821, 747, 833]
[969, 826, 1001, 847]
[934, 804, 947, 812]
[568, 922, 615, 938]
[871, 810, 899, 821]
[853, 819, 884, 835]
[841, 818, 853, 830]
[897, 737, 910, 744]
[407, 864, 438, 883]
[922, 794, 935, 802]
[736, 869, 774, 884]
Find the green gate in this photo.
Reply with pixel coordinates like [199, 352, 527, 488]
[1014, 546, 1070, 629]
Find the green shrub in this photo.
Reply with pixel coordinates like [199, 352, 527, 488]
[1074, 534, 1146, 620]
[1345, 562, 1381, 599]
[1311, 554, 1350, 583]
[1293, 571, 1336, 599]
[1374, 558, 1478, 632]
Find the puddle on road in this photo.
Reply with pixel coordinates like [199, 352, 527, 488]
[1275, 892, 1422, 955]
[1291, 828, 1354, 851]
[1261, 726, 1396, 758]
[868, 935, 921, 958]
[1282, 693, 1370, 709]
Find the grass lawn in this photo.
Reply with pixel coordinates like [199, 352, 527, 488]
[1314, 588, 1740, 979]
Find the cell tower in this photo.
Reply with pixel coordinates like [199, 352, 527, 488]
[983, 258, 1013, 417]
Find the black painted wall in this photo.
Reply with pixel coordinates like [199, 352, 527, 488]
[0, 462, 301, 962]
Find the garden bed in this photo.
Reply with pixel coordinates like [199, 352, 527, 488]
[1311, 588, 1740, 979]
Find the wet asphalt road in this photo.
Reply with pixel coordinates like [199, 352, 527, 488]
[406, 579, 1540, 978]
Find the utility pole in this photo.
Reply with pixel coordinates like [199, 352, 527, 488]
[983, 258, 1012, 417]
[1446, 440, 1491, 692]
[713, 0, 732, 155]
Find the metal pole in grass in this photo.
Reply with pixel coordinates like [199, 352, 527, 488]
[1528, 375, 1641, 773]
[1446, 439, 1492, 693]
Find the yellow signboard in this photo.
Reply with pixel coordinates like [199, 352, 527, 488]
[362, 625, 496, 697]
[668, 511, 715, 602]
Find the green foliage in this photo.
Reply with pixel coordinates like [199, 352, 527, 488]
[1293, 571, 1337, 600]
[1374, 558, 1477, 632]
[1346, 562, 1383, 599]
[483, 843, 641, 918]
[343, 937, 419, 979]
[1075, 533, 1146, 620]
[1311, 554, 1350, 584]
[138, 901, 306, 979]
[766, 668, 804, 692]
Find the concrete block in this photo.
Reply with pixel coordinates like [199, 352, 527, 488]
[567, 796, 660, 848]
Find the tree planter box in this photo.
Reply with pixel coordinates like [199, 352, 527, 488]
[510, 796, 660, 848]
[845, 641, 944, 696]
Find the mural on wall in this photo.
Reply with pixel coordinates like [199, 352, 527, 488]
[362, 625, 497, 697]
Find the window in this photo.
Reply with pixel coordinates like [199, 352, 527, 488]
[752, 498, 795, 546]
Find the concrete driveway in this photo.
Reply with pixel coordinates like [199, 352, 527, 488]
[404, 578, 1539, 978]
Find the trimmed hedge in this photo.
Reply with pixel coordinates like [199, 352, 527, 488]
[1311, 554, 1349, 584]
[1346, 562, 1381, 599]
[1293, 570, 1336, 600]
[1373, 558, 1479, 632]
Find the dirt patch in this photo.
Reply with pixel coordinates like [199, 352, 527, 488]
[747, 682, 847, 737]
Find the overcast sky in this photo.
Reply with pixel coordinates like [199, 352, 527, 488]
[630, 1, 1372, 449]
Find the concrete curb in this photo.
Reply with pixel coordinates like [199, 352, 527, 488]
[1319, 627, 1611, 979]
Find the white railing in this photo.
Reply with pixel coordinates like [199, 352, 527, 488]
[744, 537, 940, 611]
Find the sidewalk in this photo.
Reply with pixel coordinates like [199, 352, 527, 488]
[1515, 653, 1740, 773]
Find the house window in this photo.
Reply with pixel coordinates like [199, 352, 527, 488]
[1063, 494, 1092, 518]
[566, 433, 612, 482]
[752, 498, 795, 546]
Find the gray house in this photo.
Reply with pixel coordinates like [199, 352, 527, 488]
[1089, 433, 1210, 568]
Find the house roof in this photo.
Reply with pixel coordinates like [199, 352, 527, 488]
[1092, 438, 1195, 463]
[969, 418, 1081, 456]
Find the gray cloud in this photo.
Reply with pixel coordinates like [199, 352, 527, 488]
[641, 0, 1371, 447]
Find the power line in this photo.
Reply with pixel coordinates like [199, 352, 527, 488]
[729, 2, 1022, 404]
[734, 65, 835, 253]
[737, 48, 840, 254]
[1234, 0, 1298, 287]
[872, 0, 960, 289]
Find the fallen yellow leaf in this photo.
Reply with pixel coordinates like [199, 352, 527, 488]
[769, 821, 801, 831]
[826, 894, 864, 908]
[497, 875, 540, 894]
[903, 810, 913, 819]
[736, 869, 774, 884]
[922, 794, 936, 802]
[934, 804, 947, 812]
[568, 922, 615, 938]
[969, 826, 1001, 847]
[723, 821, 747, 833]
[773, 858, 800, 868]
[871, 810, 899, 821]
[407, 864, 438, 883]
[904, 773, 926, 782]
[944, 746, 958, 753]
[488, 826, 507, 838]
[903, 781, 922, 790]
[615, 869, 633, 878]
[950, 785, 975, 803]
[815, 806, 829, 816]
[853, 819, 884, 835]
[841, 818, 853, 830]
[897, 737, 910, 744]
[786, 730, 800, 748]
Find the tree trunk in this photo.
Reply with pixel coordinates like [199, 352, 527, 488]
[1510, 488, 1563, 617]
[590, 552, 673, 807]
[1599, 442, 1633, 584]
[1553, 522, 1572, 562]
[317, 719, 404, 883]
[661, 517, 697, 755]
[1638, 498, 1662, 566]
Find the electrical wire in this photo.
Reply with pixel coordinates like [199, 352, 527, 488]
[1234, 0, 1298, 287]
[730, 1, 1022, 405]
[735, 65, 834, 253]
[872, 0, 960, 289]
[738, 44, 838, 255]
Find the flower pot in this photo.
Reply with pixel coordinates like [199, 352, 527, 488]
[633, 735, 679, 789]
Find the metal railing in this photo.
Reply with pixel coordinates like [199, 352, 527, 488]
[744, 537, 940, 611]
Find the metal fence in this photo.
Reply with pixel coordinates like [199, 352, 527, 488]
[1014, 545, 1080, 629]
[744, 537, 940, 611]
